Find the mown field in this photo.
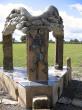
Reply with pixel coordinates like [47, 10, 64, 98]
[0, 43, 82, 67]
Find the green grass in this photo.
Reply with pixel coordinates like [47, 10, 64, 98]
[63, 44, 82, 67]
[0, 43, 82, 67]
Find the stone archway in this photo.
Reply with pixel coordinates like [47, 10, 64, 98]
[2, 6, 64, 81]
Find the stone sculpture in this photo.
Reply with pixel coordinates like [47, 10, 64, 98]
[2, 6, 64, 81]
[2, 6, 63, 36]
[1, 6, 69, 109]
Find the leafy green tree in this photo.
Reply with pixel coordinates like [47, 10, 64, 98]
[21, 35, 26, 43]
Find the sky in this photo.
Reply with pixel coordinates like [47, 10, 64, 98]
[0, 0, 82, 41]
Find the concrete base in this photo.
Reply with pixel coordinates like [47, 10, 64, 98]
[0, 66, 71, 109]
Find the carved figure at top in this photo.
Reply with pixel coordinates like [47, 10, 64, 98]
[2, 6, 63, 36]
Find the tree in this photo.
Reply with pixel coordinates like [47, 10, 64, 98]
[20, 35, 26, 43]
[49, 40, 55, 43]
[73, 39, 79, 43]
[69, 39, 80, 44]
[12, 38, 16, 43]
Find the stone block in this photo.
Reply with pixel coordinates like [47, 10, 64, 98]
[58, 77, 63, 97]
[52, 83, 58, 105]
[68, 68, 72, 82]
[2, 73, 18, 100]
[52, 77, 63, 106]
[72, 98, 82, 107]
[0, 67, 70, 109]
[18, 82, 52, 109]
[32, 95, 50, 109]
[63, 72, 69, 88]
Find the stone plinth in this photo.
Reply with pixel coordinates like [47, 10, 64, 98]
[0, 66, 71, 109]
[18, 82, 52, 109]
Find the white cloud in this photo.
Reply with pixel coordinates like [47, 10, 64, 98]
[59, 11, 82, 41]
[70, 3, 82, 15]
[0, 3, 82, 42]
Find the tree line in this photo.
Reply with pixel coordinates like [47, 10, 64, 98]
[20, 36, 82, 44]
[0, 35, 82, 44]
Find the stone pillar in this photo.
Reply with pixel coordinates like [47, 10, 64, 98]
[26, 27, 49, 81]
[55, 35, 64, 70]
[67, 57, 71, 82]
[67, 57, 71, 69]
[3, 34, 13, 70]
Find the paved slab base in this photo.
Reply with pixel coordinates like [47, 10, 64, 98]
[0, 66, 71, 109]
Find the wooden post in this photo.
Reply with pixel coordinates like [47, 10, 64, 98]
[3, 34, 13, 70]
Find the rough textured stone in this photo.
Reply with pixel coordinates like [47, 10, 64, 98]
[2, 74, 18, 100]
[2, 99, 18, 105]
[2, 6, 63, 36]
[55, 36, 64, 70]
[32, 95, 50, 109]
[57, 97, 72, 104]
[1, 5, 66, 109]
[3, 34, 13, 70]
[27, 28, 48, 81]
[18, 84, 52, 109]
[67, 57, 71, 69]
[2, 5, 64, 72]
[72, 99, 82, 107]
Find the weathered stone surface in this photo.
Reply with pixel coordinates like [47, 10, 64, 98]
[2, 98, 18, 105]
[63, 72, 69, 88]
[0, 67, 70, 108]
[2, 74, 18, 100]
[2, 5, 64, 76]
[55, 36, 64, 70]
[1, 5, 66, 110]
[57, 97, 72, 104]
[72, 98, 82, 107]
[27, 28, 48, 81]
[2, 6, 63, 36]
[32, 95, 50, 109]
[18, 83, 52, 108]
[67, 57, 71, 69]
[3, 34, 13, 70]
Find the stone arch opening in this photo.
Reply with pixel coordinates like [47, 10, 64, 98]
[48, 31, 55, 66]
[13, 30, 26, 67]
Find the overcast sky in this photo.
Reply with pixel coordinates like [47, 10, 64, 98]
[0, 0, 82, 41]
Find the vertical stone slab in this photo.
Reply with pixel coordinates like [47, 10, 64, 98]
[55, 36, 64, 69]
[67, 57, 71, 82]
[26, 30, 38, 81]
[67, 57, 71, 69]
[3, 34, 13, 70]
[27, 27, 48, 81]
[38, 28, 48, 81]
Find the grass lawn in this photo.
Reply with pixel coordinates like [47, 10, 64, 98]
[0, 43, 82, 67]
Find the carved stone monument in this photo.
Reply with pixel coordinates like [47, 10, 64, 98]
[0, 5, 71, 109]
